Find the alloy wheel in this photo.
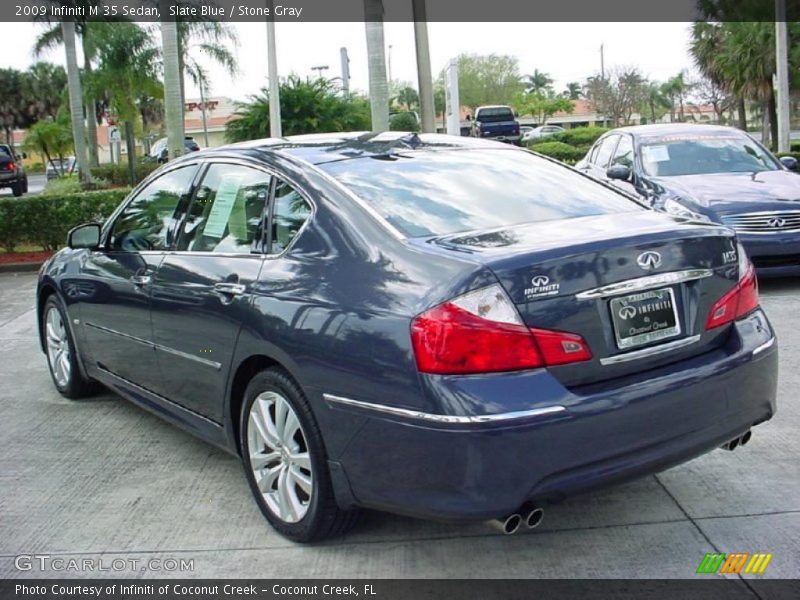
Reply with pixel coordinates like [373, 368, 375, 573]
[247, 391, 313, 523]
[45, 307, 71, 388]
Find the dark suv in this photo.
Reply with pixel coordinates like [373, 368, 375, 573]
[0, 144, 28, 196]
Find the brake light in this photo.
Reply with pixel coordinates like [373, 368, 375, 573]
[410, 284, 592, 374]
[5, 161, 15, 171]
[705, 262, 759, 329]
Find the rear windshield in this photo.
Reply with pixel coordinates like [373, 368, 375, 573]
[476, 107, 514, 122]
[322, 149, 643, 237]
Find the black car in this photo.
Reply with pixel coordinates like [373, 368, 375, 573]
[0, 144, 28, 196]
[37, 133, 777, 541]
[577, 124, 800, 276]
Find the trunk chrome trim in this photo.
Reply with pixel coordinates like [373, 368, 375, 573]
[323, 393, 566, 424]
[753, 336, 776, 356]
[576, 269, 714, 300]
[600, 335, 701, 365]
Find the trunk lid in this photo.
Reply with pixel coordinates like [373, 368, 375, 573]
[413, 212, 741, 386]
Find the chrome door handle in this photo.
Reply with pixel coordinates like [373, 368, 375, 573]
[213, 282, 246, 296]
[130, 275, 152, 286]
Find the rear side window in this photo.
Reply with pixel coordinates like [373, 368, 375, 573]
[109, 165, 198, 251]
[178, 163, 271, 253]
[322, 149, 642, 237]
[270, 180, 312, 254]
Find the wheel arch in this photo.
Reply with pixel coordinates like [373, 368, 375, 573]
[36, 282, 59, 353]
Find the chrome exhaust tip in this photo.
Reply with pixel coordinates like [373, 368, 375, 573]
[490, 513, 522, 535]
[524, 507, 544, 529]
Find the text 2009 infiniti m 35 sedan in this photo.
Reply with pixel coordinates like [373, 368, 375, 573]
[37, 133, 778, 540]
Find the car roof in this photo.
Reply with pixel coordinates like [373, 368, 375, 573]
[611, 123, 749, 140]
[221, 132, 509, 166]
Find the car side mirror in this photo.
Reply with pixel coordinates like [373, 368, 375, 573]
[68, 223, 101, 250]
[607, 164, 632, 181]
[780, 156, 798, 171]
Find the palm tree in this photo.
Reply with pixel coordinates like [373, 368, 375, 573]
[644, 82, 671, 123]
[160, 13, 184, 160]
[392, 86, 420, 111]
[563, 82, 583, 100]
[364, 0, 389, 132]
[35, 20, 100, 167]
[176, 21, 239, 106]
[61, 20, 90, 184]
[524, 69, 554, 94]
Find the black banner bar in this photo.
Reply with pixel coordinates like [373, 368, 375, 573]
[4, 0, 800, 23]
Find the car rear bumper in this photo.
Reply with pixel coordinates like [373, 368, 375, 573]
[325, 309, 777, 520]
[738, 231, 800, 276]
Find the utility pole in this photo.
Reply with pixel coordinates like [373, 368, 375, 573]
[775, 0, 790, 152]
[340, 47, 350, 96]
[266, 0, 282, 137]
[413, 0, 435, 133]
[600, 43, 605, 80]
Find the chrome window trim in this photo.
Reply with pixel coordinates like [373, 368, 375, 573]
[576, 269, 714, 300]
[599, 334, 701, 365]
[323, 393, 566, 424]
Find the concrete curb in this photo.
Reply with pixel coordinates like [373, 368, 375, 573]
[0, 262, 43, 274]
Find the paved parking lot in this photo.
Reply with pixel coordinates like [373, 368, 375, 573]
[0, 272, 798, 580]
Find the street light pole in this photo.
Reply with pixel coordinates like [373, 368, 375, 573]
[775, 0, 790, 152]
[311, 65, 330, 79]
[266, 0, 282, 137]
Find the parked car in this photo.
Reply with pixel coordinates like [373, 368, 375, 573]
[520, 125, 534, 137]
[470, 105, 521, 144]
[522, 125, 566, 143]
[46, 157, 76, 180]
[577, 124, 800, 276]
[149, 136, 201, 163]
[0, 144, 28, 196]
[38, 132, 777, 541]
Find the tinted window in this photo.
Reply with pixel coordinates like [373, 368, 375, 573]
[270, 180, 312, 254]
[593, 136, 618, 168]
[640, 135, 780, 176]
[611, 135, 634, 168]
[109, 165, 198, 251]
[178, 163, 271, 253]
[476, 107, 514, 122]
[322, 150, 642, 237]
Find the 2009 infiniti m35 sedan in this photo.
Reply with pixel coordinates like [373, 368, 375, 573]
[37, 133, 778, 541]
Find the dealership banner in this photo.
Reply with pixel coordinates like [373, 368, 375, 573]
[3, 0, 800, 23]
[2, 580, 800, 600]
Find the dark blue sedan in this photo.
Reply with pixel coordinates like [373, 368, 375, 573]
[36, 133, 778, 541]
[577, 124, 800, 277]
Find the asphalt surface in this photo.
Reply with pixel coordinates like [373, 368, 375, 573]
[0, 272, 798, 580]
[0, 174, 46, 197]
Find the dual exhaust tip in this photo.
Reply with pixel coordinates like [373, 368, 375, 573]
[721, 429, 752, 451]
[491, 505, 544, 535]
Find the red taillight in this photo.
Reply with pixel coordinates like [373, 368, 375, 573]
[705, 262, 759, 329]
[410, 284, 592, 374]
[5, 161, 15, 171]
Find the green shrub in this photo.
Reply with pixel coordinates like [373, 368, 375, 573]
[389, 112, 420, 132]
[0, 188, 130, 252]
[528, 141, 589, 164]
[550, 127, 608, 147]
[90, 162, 159, 186]
[42, 175, 83, 196]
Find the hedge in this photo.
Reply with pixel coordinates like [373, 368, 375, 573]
[550, 126, 608, 147]
[527, 141, 589, 165]
[90, 162, 160, 186]
[0, 188, 130, 253]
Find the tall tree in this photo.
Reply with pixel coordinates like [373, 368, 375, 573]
[176, 21, 239, 105]
[661, 71, 692, 122]
[441, 54, 524, 110]
[512, 90, 573, 125]
[161, 11, 185, 160]
[585, 67, 649, 126]
[61, 20, 90, 184]
[364, 0, 389, 131]
[563, 82, 583, 100]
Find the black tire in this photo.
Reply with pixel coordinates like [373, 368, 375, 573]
[23, 176, 28, 194]
[42, 295, 101, 399]
[240, 367, 358, 542]
[11, 181, 22, 197]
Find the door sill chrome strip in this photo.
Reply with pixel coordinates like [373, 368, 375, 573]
[323, 394, 566, 425]
[576, 269, 714, 300]
[600, 335, 701, 365]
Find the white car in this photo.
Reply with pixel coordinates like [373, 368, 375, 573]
[522, 125, 566, 143]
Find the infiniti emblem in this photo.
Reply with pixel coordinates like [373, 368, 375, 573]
[636, 251, 662, 271]
[531, 275, 550, 286]
[618, 305, 637, 320]
[768, 217, 786, 228]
